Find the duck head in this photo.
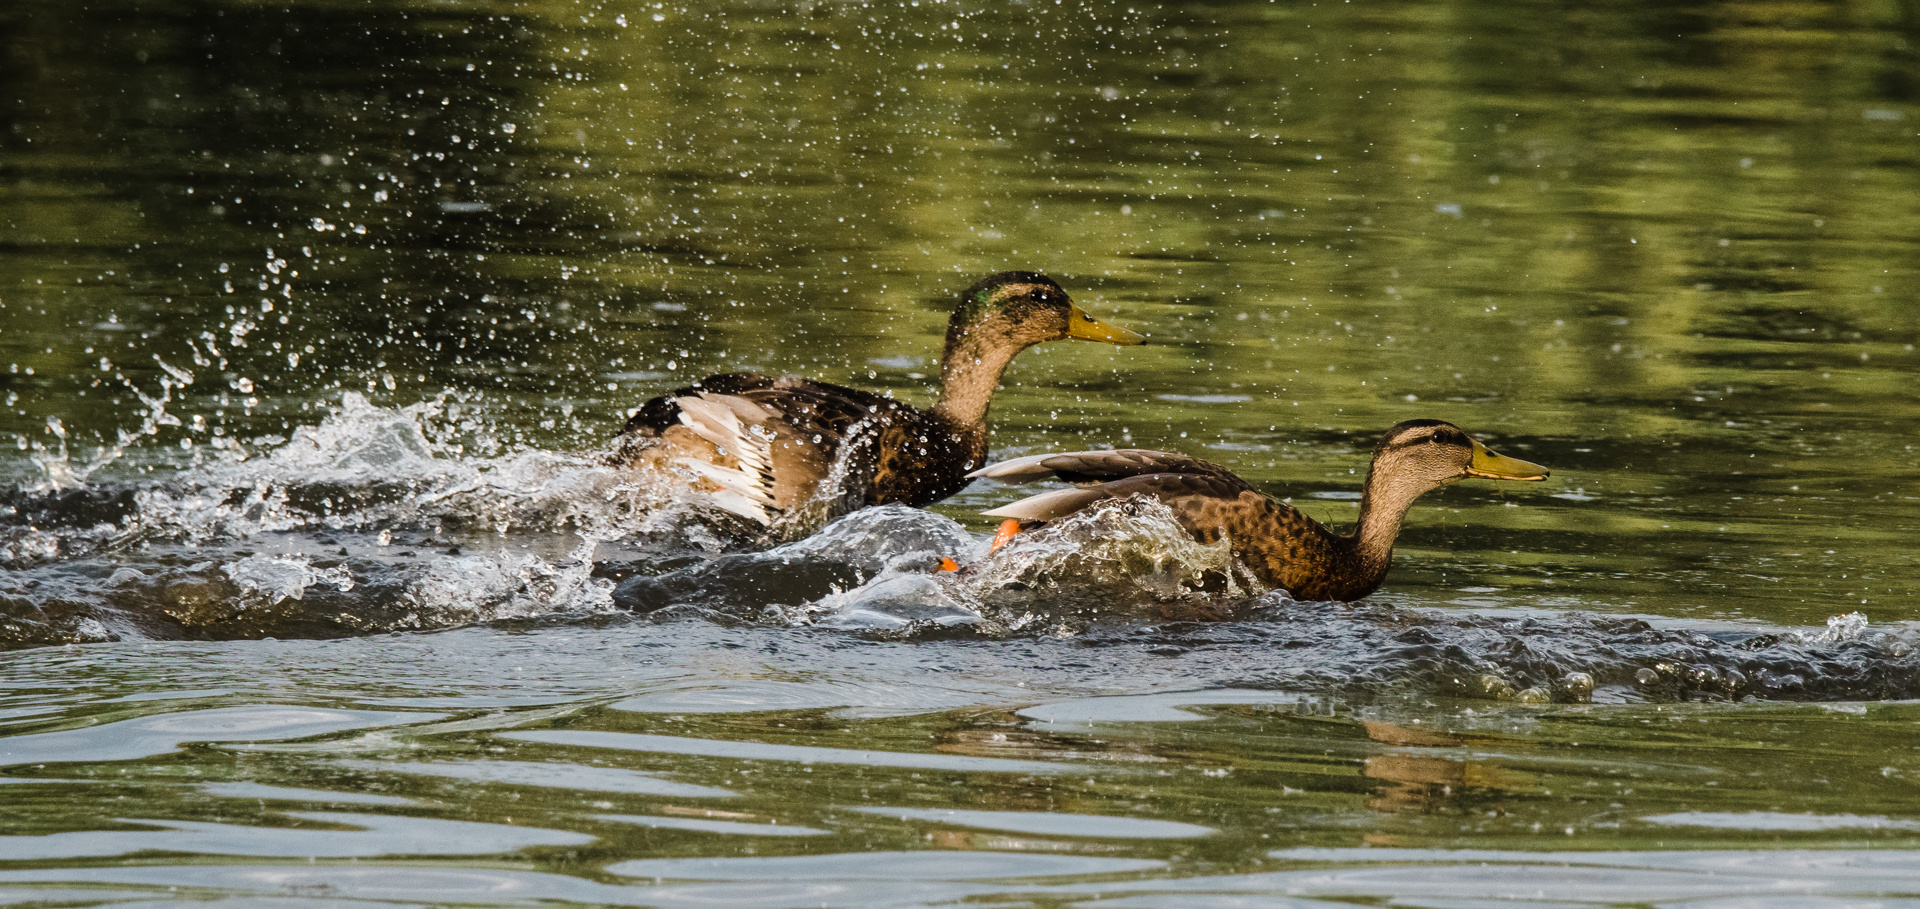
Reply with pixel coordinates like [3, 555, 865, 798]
[1367, 419, 1550, 497]
[946, 271, 1145, 352]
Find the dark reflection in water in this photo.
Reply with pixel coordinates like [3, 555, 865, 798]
[4, 0, 584, 428]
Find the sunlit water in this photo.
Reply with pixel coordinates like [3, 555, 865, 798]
[6, 0, 1920, 904]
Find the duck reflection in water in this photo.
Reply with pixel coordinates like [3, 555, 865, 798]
[1357, 720, 1536, 821]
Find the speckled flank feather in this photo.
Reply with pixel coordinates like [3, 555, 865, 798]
[974, 422, 1548, 602]
[614, 273, 1142, 528]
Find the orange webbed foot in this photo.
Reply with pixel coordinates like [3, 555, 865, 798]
[990, 518, 1021, 552]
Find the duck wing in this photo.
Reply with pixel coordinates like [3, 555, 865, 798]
[620, 373, 945, 524]
[659, 393, 786, 524]
[971, 449, 1258, 524]
[968, 448, 1249, 487]
[978, 471, 1256, 523]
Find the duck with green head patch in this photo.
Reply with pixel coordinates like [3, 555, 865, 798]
[617, 272, 1144, 530]
[969, 419, 1550, 601]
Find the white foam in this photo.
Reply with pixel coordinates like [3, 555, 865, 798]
[962, 496, 1251, 601]
[223, 554, 354, 606]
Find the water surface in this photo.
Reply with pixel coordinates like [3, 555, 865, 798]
[4, 0, 1920, 904]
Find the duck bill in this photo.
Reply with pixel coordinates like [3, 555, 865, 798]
[1466, 439, 1550, 481]
[1066, 306, 1146, 345]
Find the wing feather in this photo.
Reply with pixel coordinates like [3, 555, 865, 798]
[980, 472, 1256, 524]
[661, 393, 785, 525]
[980, 486, 1117, 522]
[970, 448, 1248, 488]
[621, 374, 948, 525]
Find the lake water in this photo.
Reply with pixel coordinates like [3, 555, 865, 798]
[4, 0, 1920, 905]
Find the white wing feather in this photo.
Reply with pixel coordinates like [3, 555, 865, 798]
[965, 451, 1063, 482]
[671, 393, 782, 526]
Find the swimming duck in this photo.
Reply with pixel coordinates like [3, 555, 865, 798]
[616, 272, 1144, 528]
[968, 420, 1549, 601]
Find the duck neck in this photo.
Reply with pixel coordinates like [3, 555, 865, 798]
[1344, 461, 1427, 580]
[931, 327, 1019, 432]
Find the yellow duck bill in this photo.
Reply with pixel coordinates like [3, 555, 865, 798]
[1066, 306, 1146, 345]
[1465, 439, 1550, 481]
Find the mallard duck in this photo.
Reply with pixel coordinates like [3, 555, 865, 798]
[968, 420, 1549, 601]
[616, 272, 1144, 527]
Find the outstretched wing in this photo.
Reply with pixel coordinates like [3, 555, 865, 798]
[969, 448, 1250, 488]
[980, 471, 1257, 523]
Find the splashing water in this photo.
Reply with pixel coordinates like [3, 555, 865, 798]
[224, 554, 356, 606]
[953, 496, 1256, 627]
[0, 393, 713, 646]
[2, 395, 1918, 705]
[23, 359, 196, 492]
[611, 504, 976, 624]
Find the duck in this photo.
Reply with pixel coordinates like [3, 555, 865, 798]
[967, 419, 1549, 602]
[616, 272, 1144, 528]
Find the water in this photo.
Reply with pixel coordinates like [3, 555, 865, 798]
[6, 0, 1920, 904]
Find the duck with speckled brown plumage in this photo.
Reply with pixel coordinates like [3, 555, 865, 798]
[615, 272, 1144, 531]
[967, 420, 1550, 602]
